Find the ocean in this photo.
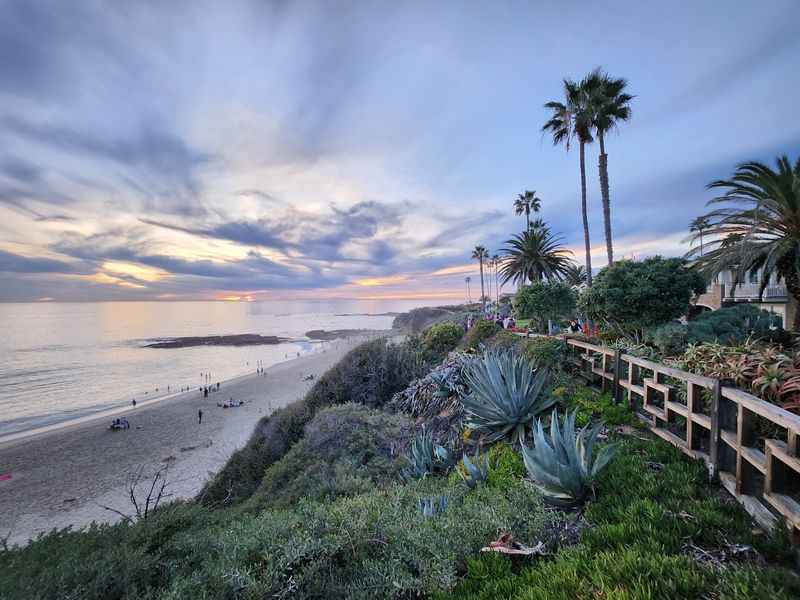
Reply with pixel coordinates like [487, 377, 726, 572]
[0, 298, 441, 438]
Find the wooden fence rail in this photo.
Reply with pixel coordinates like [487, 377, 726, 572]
[559, 336, 800, 541]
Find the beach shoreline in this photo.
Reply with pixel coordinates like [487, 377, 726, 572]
[0, 334, 384, 547]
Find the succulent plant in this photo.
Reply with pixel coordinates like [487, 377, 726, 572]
[418, 495, 448, 518]
[401, 426, 450, 480]
[521, 409, 618, 507]
[458, 447, 489, 489]
[462, 350, 556, 444]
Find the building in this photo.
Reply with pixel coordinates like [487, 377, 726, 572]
[693, 268, 796, 327]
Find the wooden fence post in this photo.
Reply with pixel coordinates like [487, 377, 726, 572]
[612, 348, 622, 404]
[709, 379, 722, 481]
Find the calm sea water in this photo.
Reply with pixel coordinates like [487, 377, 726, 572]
[0, 299, 441, 438]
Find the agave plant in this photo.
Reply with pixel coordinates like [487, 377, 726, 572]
[418, 495, 448, 518]
[458, 448, 489, 489]
[462, 350, 556, 444]
[521, 409, 618, 507]
[401, 426, 450, 480]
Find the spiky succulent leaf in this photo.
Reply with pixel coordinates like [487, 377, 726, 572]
[459, 448, 490, 489]
[521, 409, 619, 506]
[462, 350, 556, 443]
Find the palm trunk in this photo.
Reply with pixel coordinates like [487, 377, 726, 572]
[579, 141, 593, 286]
[781, 268, 800, 332]
[598, 133, 613, 266]
[526, 208, 530, 231]
[479, 259, 485, 313]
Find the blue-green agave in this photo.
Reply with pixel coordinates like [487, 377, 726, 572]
[521, 409, 619, 506]
[458, 448, 489, 489]
[418, 495, 448, 518]
[402, 426, 450, 480]
[462, 350, 556, 443]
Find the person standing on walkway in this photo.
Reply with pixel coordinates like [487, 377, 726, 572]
[198, 409, 203, 424]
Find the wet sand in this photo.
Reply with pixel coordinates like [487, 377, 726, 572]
[0, 336, 379, 547]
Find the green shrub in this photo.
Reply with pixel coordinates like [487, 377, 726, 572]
[438, 435, 798, 600]
[644, 322, 688, 356]
[249, 404, 412, 509]
[461, 319, 501, 349]
[687, 303, 789, 346]
[423, 321, 465, 354]
[201, 337, 431, 506]
[485, 329, 523, 352]
[1, 478, 551, 599]
[513, 282, 576, 332]
[560, 385, 636, 427]
[486, 442, 526, 489]
[520, 336, 565, 371]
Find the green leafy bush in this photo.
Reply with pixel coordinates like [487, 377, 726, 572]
[559, 385, 636, 427]
[644, 322, 688, 356]
[579, 257, 706, 339]
[485, 329, 523, 351]
[201, 337, 431, 506]
[461, 319, 501, 349]
[513, 282, 576, 332]
[1, 478, 551, 599]
[520, 336, 566, 371]
[486, 442, 526, 489]
[463, 351, 555, 443]
[423, 321, 465, 354]
[687, 303, 789, 345]
[249, 404, 412, 509]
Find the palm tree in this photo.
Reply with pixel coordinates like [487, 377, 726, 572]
[465, 276, 472, 303]
[472, 245, 489, 312]
[492, 253, 501, 308]
[583, 68, 634, 265]
[543, 79, 594, 285]
[689, 216, 711, 256]
[514, 190, 542, 230]
[563, 263, 588, 287]
[500, 224, 573, 286]
[687, 155, 800, 330]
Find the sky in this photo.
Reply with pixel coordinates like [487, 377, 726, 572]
[1, 0, 799, 303]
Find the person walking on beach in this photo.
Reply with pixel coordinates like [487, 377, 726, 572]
[198, 409, 203, 424]
[132, 399, 137, 408]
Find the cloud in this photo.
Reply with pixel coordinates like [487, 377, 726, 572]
[0, 249, 79, 274]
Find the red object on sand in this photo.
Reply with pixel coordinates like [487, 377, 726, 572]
[0, 473, 11, 481]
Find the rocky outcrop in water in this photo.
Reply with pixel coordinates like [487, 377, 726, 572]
[145, 334, 288, 348]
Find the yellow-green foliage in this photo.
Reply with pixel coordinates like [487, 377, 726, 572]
[461, 319, 501, 350]
[422, 321, 465, 354]
[520, 337, 565, 370]
[486, 443, 526, 489]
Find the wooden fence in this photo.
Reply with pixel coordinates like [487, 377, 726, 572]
[561, 336, 800, 541]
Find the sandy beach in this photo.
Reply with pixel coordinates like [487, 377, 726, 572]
[0, 335, 381, 547]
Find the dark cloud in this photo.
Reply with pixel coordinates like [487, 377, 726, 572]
[0, 249, 79, 274]
[2, 117, 212, 215]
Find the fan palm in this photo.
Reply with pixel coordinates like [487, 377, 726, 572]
[687, 155, 800, 330]
[582, 68, 633, 266]
[543, 79, 594, 285]
[563, 263, 588, 287]
[514, 190, 542, 231]
[491, 253, 501, 306]
[500, 225, 573, 286]
[472, 245, 489, 312]
[689, 216, 711, 256]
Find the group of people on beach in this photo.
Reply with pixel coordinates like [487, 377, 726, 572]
[109, 417, 130, 430]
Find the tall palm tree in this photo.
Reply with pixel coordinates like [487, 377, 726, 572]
[543, 79, 594, 285]
[513, 190, 542, 230]
[492, 253, 501, 307]
[689, 216, 711, 256]
[563, 263, 588, 287]
[472, 245, 489, 312]
[465, 276, 472, 303]
[583, 68, 633, 265]
[500, 224, 573, 286]
[687, 155, 800, 330]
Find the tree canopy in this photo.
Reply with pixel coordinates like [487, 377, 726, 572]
[579, 257, 706, 339]
[514, 281, 577, 332]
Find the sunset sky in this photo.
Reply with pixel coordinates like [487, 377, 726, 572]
[1, 1, 799, 302]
